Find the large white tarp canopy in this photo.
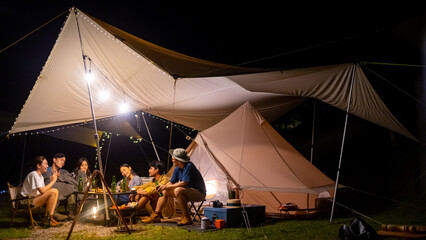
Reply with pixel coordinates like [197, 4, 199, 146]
[9, 8, 416, 143]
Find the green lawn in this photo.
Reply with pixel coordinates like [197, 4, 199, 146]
[0, 191, 425, 240]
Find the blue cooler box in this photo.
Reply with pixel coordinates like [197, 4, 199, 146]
[203, 204, 265, 228]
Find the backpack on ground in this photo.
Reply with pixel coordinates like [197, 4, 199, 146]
[338, 217, 382, 240]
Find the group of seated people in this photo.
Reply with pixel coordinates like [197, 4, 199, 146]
[19, 148, 206, 227]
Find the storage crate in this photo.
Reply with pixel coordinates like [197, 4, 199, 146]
[203, 204, 265, 228]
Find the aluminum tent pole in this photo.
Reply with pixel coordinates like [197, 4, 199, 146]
[74, 8, 109, 220]
[310, 101, 317, 163]
[83, 59, 109, 220]
[167, 79, 177, 169]
[330, 65, 356, 222]
[306, 100, 317, 210]
[19, 135, 27, 183]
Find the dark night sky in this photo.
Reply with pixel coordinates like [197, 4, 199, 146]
[0, 1, 425, 200]
[1, 2, 424, 114]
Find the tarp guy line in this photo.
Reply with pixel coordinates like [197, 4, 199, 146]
[0, 9, 69, 54]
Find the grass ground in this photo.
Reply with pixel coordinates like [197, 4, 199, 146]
[0, 189, 425, 240]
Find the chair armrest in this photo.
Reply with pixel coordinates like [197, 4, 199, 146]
[10, 196, 35, 202]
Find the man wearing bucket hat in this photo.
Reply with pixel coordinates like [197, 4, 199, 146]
[142, 148, 206, 226]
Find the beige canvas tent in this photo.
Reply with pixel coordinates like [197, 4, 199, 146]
[188, 102, 335, 213]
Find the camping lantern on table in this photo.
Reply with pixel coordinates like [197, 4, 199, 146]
[92, 206, 97, 219]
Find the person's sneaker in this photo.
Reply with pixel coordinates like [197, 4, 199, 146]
[177, 216, 193, 226]
[67, 213, 75, 220]
[68, 208, 77, 219]
[53, 212, 69, 221]
[50, 218, 62, 227]
[141, 212, 161, 223]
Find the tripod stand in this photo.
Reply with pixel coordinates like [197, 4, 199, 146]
[67, 170, 131, 239]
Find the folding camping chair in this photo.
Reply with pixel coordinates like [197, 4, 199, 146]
[7, 182, 46, 228]
[188, 199, 205, 221]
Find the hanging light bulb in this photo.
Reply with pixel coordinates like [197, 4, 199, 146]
[92, 206, 97, 219]
[86, 69, 95, 82]
[99, 88, 109, 101]
[119, 101, 129, 113]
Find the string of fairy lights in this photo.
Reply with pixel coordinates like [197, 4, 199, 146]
[9, 110, 197, 139]
[7, 111, 197, 163]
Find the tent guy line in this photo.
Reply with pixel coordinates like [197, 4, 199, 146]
[362, 61, 426, 68]
[361, 63, 426, 108]
[0, 9, 69, 54]
[233, 30, 378, 70]
[334, 201, 383, 225]
[0, 6, 408, 81]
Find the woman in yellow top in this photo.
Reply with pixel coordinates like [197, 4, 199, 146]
[135, 161, 169, 216]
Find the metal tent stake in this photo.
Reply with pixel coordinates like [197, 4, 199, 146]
[67, 170, 130, 240]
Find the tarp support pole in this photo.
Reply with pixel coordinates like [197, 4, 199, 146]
[142, 113, 161, 161]
[310, 101, 316, 163]
[167, 121, 173, 169]
[19, 135, 27, 183]
[307, 100, 316, 209]
[167, 79, 177, 169]
[136, 112, 141, 132]
[330, 65, 356, 222]
[74, 7, 109, 220]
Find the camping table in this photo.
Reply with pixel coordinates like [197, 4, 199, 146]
[279, 208, 318, 216]
[73, 190, 136, 225]
[110, 206, 137, 231]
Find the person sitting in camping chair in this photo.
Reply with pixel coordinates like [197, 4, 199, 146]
[134, 160, 169, 216]
[43, 153, 78, 221]
[143, 148, 206, 226]
[71, 157, 92, 190]
[115, 163, 143, 205]
[20, 156, 61, 227]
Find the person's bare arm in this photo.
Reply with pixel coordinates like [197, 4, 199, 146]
[157, 181, 187, 191]
[136, 188, 148, 195]
[38, 171, 58, 194]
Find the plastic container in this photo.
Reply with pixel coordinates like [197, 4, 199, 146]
[201, 217, 210, 229]
[215, 219, 225, 229]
